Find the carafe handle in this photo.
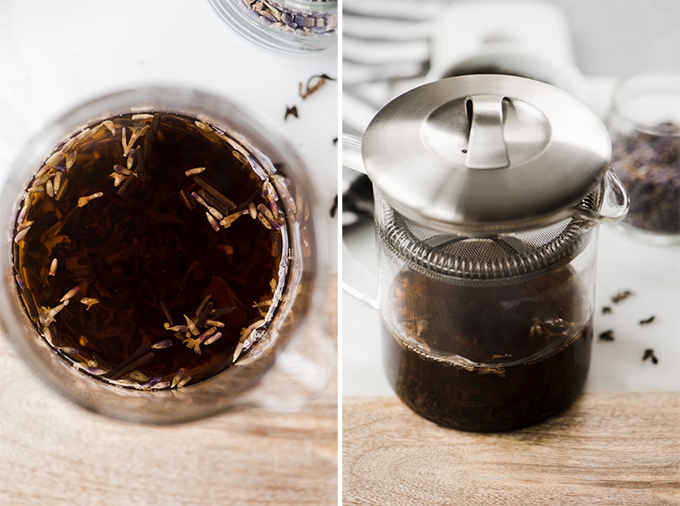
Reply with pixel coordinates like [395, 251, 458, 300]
[593, 168, 630, 223]
[342, 134, 379, 310]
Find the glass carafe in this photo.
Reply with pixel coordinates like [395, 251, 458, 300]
[345, 75, 628, 431]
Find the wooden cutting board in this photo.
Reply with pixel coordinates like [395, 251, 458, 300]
[0, 279, 338, 506]
[343, 394, 680, 505]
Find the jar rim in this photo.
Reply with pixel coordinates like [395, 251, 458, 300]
[611, 67, 680, 136]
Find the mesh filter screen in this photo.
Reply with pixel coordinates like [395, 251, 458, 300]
[378, 184, 602, 286]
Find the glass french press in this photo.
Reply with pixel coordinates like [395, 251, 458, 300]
[344, 75, 629, 431]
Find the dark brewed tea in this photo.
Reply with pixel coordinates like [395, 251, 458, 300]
[13, 112, 289, 390]
[383, 266, 592, 432]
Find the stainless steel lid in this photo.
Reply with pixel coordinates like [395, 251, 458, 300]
[363, 75, 612, 230]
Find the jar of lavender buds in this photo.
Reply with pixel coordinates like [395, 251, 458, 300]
[606, 68, 680, 244]
[209, 0, 337, 54]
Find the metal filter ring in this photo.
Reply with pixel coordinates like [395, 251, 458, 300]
[378, 194, 598, 286]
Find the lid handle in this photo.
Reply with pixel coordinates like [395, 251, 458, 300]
[464, 95, 510, 169]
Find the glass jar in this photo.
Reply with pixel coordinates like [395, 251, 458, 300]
[607, 68, 680, 244]
[208, 0, 337, 54]
[345, 75, 628, 432]
[0, 86, 334, 424]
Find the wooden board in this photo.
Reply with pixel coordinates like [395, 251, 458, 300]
[343, 394, 680, 505]
[0, 280, 338, 506]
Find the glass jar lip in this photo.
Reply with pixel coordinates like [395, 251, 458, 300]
[611, 67, 680, 136]
[208, 0, 338, 55]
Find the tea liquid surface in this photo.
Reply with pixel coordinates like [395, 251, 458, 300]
[13, 112, 288, 389]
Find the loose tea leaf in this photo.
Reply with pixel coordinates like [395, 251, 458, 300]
[611, 290, 633, 303]
[598, 329, 615, 341]
[13, 112, 289, 390]
[639, 315, 655, 325]
[642, 348, 659, 364]
[299, 74, 336, 100]
[284, 105, 298, 121]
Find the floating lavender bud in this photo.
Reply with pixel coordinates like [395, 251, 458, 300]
[142, 377, 160, 389]
[32, 173, 52, 188]
[257, 212, 273, 230]
[220, 210, 249, 228]
[64, 151, 77, 170]
[185, 167, 206, 177]
[60, 286, 80, 302]
[191, 191, 209, 208]
[55, 178, 69, 200]
[114, 164, 134, 176]
[197, 327, 217, 343]
[206, 212, 221, 232]
[165, 324, 190, 333]
[171, 368, 186, 388]
[49, 258, 58, 276]
[110, 172, 127, 187]
[129, 370, 149, 382]
[151, 339, 173, 350]
[102, 120, 115, 135]
[17, 202, 29, 225]
[17, 220, 34, 232]
[184, 314, 199, 336]
[127, 149, 137, 170]
[203, 332, 222, 346]
[77, 192, 104, 207]
[14, 227, 30, 243]
[80, 298, 99, 310]
[176, 375, 192, 388]
[45, 151, 65, 168]
[131, 114, 153, 121]
[53, 171, 62, 193]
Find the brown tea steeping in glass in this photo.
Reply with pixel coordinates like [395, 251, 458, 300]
[12, 112, 290, 390]
[383, 265, 592, 432]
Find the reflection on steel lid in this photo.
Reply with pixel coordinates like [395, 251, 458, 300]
[363, 74, 611, 229]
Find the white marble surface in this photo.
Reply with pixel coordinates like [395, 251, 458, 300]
[0, 0, 339, 268]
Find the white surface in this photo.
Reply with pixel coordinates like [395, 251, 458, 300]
[0, 0, 338, 268]
[427, 1, 585, 99]
[342, 77, 680, 397]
